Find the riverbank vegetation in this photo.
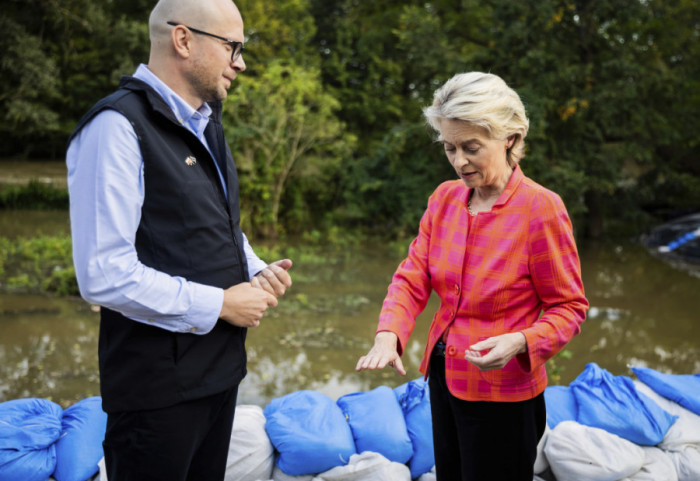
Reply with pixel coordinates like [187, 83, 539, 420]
[2, 0, 699, 241]
[0, 182, 68, 210]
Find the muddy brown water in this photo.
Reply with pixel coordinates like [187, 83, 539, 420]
[1, 161, 698, 407]
[1, 211, 698, 408]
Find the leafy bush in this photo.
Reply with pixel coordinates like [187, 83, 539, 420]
[0, 235, 77, 295]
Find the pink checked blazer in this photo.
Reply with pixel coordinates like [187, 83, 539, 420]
[377, 165, 588, 402]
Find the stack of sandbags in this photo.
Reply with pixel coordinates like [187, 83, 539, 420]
[536, 364, 700, 481]
[262, 379, 435, 480]
[631, 368, 700, 481]
[0, 397, 107, 481]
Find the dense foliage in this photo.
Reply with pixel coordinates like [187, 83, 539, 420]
[2, 0, 698, 239]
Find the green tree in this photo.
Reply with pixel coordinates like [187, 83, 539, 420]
[0, 0, 148, 158]
[467, 0, 700, 237]
[0, 11, 60, 156]
[224, 60, 355, 239]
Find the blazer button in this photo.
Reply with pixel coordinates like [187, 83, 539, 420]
[447, 345, 457, 357]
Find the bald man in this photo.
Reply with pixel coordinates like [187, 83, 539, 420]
[66, 0, 291, 478]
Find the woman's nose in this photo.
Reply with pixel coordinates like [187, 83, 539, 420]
[453, 150, 469, 168]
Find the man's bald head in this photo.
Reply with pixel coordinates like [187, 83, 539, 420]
[146, 0, 245, 108]
[149, 0, 242, 55]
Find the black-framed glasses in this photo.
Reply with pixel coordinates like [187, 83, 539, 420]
[167, 21, 244, 63]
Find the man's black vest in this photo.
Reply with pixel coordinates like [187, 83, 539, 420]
[70, 77, 250, 413]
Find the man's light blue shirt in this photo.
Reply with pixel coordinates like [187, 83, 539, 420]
[67, 64, 267, 335]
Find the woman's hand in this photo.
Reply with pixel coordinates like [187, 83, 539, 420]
[465, 332, 527, 371]
[355, 331, 407, 376]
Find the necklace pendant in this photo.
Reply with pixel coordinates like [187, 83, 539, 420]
[467, 200, 476, 217]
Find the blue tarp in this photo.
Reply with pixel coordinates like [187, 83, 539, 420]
[543, 385, 578, 429]
[569, 363, 678, 445]
[632, 366, 700, 416]
[0, 398, 63, 481]
[54, 397, 108, 481]
[394, 378, 434, 479]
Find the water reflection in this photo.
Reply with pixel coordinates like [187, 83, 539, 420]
[0, 295, 100, 407]
[0, 240, 699, 408]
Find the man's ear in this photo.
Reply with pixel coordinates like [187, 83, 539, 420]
[171, 25, 192, 59]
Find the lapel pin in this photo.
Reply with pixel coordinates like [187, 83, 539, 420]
[185, 156, 197, 166]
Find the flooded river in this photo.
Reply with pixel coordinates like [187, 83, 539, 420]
[1, 208, 699, 408]
[1, 162, 698, 407]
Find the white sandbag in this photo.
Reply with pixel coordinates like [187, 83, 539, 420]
[633, 380, 700, 450]
[310, 452, 411, 481]
[545, 421, 645, 481]
[96, 457, 107, 481]
[417, 465, 436, 481]
[622, 447, 678, 481]
[226, 405, 275, 481]
[534, 423, 550, 474]
[272, 464, 314, 481]
[665, 445, 700, 481]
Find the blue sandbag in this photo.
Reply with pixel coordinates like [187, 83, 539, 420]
[264, 390, 356, 476]
[53, 397, 108, 481]
[0, 398, 63, 481]
[632, 366, 700, 416]
[394, 378, 434, 479]
[337, 386, 413, 464]
[570, 363, 678, 445]
[544, 385, 578, 428]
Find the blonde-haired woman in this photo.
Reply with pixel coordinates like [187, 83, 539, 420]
[357, 72, 588, 481]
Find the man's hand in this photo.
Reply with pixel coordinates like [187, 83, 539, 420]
[219, 282, 278, 328]
[250, 259, 292, 297]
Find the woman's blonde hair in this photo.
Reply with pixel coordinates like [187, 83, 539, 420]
[423, 72, 529, 166]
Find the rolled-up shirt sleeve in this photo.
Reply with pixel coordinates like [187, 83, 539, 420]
[67, 110, 223, 335]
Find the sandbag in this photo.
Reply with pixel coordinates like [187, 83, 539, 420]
[570, 363, 677, 445]
[0, 398, 63, 481]
[631, 367, 700, 416]
[264, 390, 356, 476]
[543, 385, 577, 428]
[545, 421, 645, 481]
[53, 396, 107, 481]
[633, 380, 700, 450]
[272, 464, 313, 481]
[623, 447, 678, 481]
[97, 457, 107, 481]
[310, 452, 411, 481]
[225, 405, 274, 481]
[417, 466, 436, 481]
[533, 424, 550, 475]
[337, 386, 412, 464]
[665, 445, 700, 481]
[394, 378, 434, 478]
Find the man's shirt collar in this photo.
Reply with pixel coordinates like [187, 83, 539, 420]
[133, 64, 212, 139]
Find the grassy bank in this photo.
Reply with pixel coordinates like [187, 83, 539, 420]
[0, 181, 68, 210]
